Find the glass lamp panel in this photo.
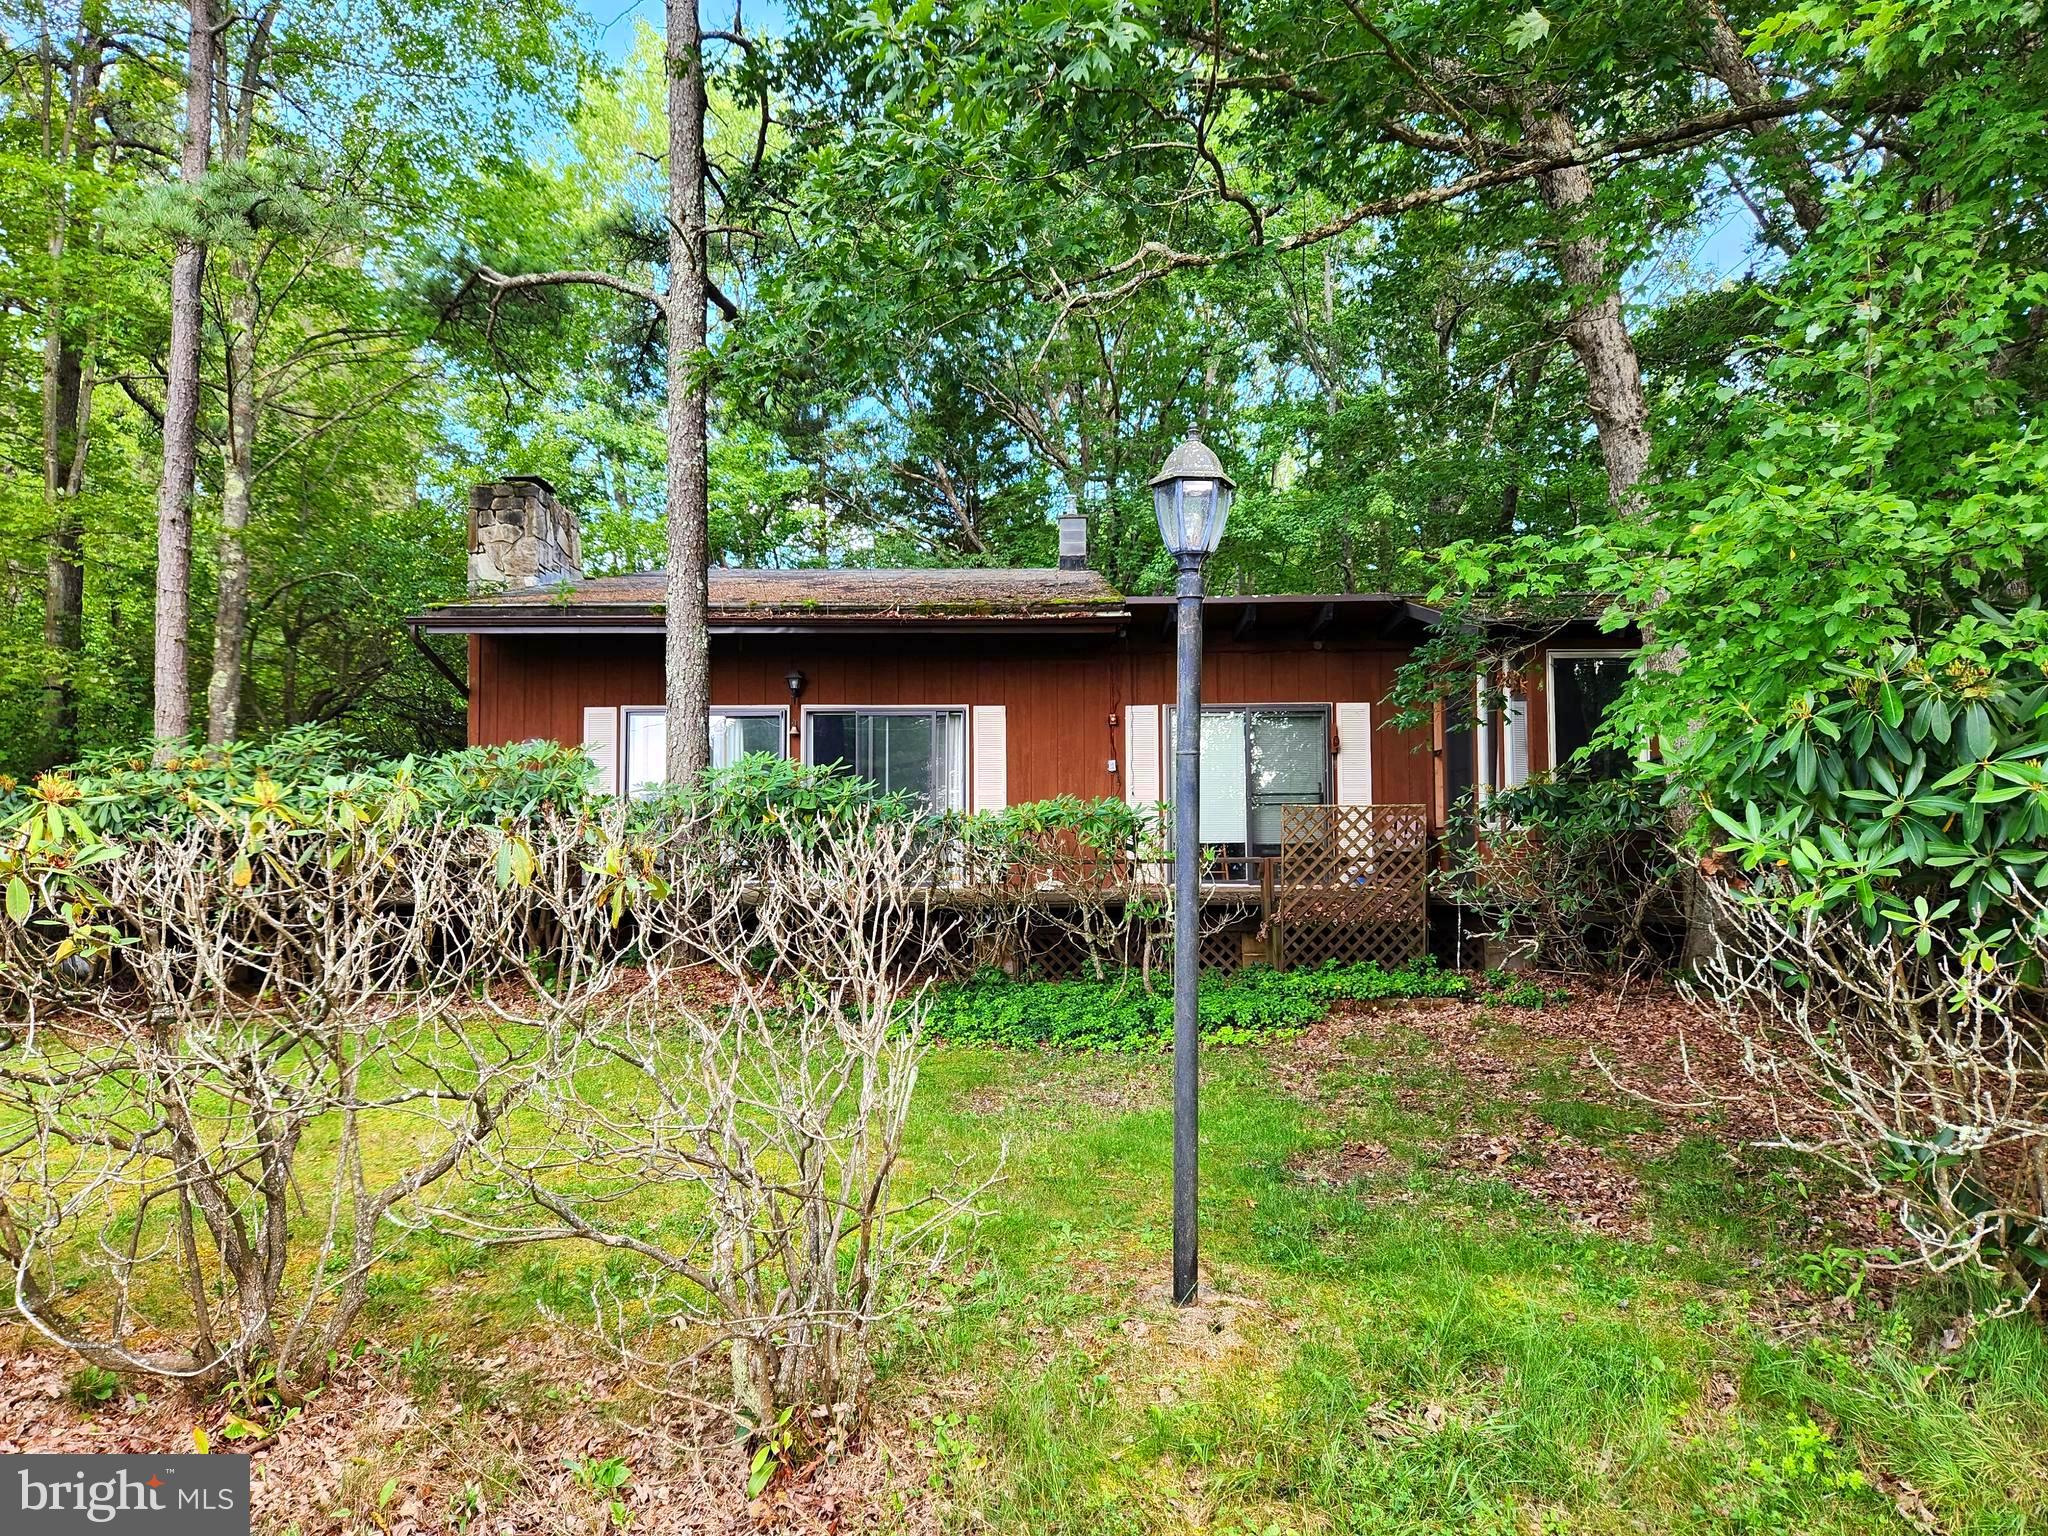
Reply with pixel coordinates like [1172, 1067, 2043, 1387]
[1204, 482, 1234, 553]
[1153, 483, 1181, 552]
[1155, 479, 1221, 554]
[1179, 479, 1216, 551]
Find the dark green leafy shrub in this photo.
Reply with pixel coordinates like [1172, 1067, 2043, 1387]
[925, 960, 1470, 1052]
[1442, 773, 1686, 975]
[662, 752, 912, 842]
[1700, 629, 2048, 936]
[2, 724, 597, 837]
[16, 732, 1166, 893]
[953, 794, 1163, 866]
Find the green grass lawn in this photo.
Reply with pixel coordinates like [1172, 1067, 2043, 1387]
[19, 989, 2048, 1535]
[849, 1007, 2048, 1536]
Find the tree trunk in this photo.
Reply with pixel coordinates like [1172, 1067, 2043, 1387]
[42, 340, 89, 767]
[1691, 0, 1827, 237]
[206, 275, 257, 743]
[1523, 107, 1653, 513]
[1521, 104, 1732, 963]
[152, 0, 216, 745]
[201, 3, 283, 746]
[662, 0, 712, 785]
[38, 26, 106, 769]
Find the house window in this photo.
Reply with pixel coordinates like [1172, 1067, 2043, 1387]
[1547, 651, 1633, 779]
[1165, 706, 1330, 856]
[806, 709, 967, 811]
[622, 707, 786, 797]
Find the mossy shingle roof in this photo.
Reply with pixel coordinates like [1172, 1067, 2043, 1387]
[423, 566, 1126, 627]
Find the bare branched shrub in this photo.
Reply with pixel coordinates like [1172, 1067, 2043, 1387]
[0, 801, 687, 1398]
[1697, 890, 2048, 1308]
[448, 812, 985, 1448]
[0, 762, 1095, 1436]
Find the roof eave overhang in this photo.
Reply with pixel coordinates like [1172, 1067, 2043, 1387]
[407, 609, 1130, 636]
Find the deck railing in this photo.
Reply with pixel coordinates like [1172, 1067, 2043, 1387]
[960, 806, 1432, 970]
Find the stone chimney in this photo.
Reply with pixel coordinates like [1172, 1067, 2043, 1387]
[468, 476, 581, 590]
[1057, 511, 1089, 571]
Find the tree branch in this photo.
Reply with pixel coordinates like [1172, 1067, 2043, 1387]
[473, 265, 667, 315]
[1336, 0, 1494, 156]
[1050, 90, 1917, 320]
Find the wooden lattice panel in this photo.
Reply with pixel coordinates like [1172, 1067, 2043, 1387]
[1198, 928, 1244, 975]
[1011, 915, 1155, 980]
[1275, 919, 1427, 971]
[1272, 804, 1428, 968]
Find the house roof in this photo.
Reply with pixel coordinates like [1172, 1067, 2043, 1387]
[409, 567, 1637, 646]
[410, 566, 1129, 635]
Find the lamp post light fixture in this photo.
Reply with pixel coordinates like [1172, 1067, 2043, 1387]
[1149, 431, 1235, 1307]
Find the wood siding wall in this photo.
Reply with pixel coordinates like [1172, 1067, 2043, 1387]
[472, 633, 1123, 804]
[468, 627, 1573, 827]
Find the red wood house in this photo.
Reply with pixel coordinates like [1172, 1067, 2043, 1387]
[410, 477, 1638, 963]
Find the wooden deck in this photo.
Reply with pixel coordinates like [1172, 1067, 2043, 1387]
[923, 804, 1431, 971]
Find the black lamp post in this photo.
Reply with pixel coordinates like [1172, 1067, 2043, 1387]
[1149, 431, 1235, 1306]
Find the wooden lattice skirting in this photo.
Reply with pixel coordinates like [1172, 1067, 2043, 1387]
[1270, 803, 1429, 969]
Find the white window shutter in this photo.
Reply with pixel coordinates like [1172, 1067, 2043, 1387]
[1334, 703, 1374, 805]
[971, 705, 1008, 812]
[581, 706, 619, 797]
[1506, 694, 1530, 788]
[1125, 705, 1160, 807]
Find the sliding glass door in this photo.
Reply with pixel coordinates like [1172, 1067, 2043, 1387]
[1197, 711, 1249, 845]
[1246, 708, 1330, 850]
[1167, 705, 1331, 860]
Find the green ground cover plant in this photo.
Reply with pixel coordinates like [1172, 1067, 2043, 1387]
[925, 960, 1473, 1051]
